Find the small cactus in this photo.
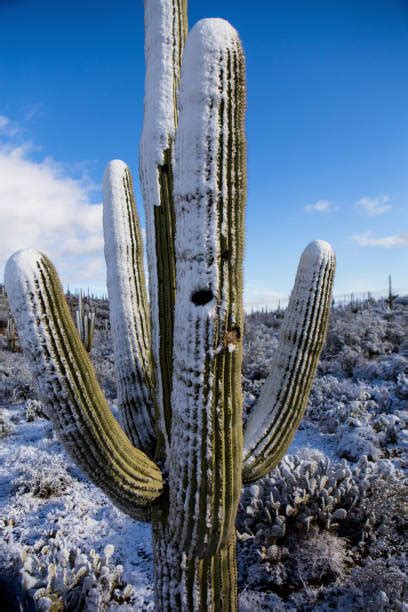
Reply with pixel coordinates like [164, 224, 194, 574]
[21, 535, 136, 610]
[4, 1, 335, 610]
[238, 452, 359, 544]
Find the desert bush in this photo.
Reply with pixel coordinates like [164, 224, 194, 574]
[0, 353, 36, 403]
[237, 451, 407, 601]
[314, 556, 408, 611]
[12, 451, 74, 499]
[0, 409, 13, 437]
[92, 330, 117, 400]
[24, 399, 48, 422]
[306, 373, 407, 462]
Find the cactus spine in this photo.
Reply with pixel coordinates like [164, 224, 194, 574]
[4, 1, 335, 610]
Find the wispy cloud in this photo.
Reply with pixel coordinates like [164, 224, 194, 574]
[304, 199, 333, 213]
[352, 231, 408, 248]
[356, 195, 391, 216]
[0, 116, 105, 291]
[24, 103, 44, 122]
[0, 114, 23, 139]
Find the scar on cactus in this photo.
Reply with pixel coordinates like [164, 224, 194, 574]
[4, 1, 335, 610]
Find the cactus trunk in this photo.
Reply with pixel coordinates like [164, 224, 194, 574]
[152, 516, 237, 611]
[4, 1, 336, 610]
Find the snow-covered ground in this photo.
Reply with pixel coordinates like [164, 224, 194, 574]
[1, 297, 407, 610]
[0, 402, 154, 609]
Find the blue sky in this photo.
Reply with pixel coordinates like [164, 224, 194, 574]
[0, 0, 407, 306]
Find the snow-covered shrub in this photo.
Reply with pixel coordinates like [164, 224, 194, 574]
[306, 373, 407, 462]
[257, 531, 348, 589]
[21, 533, 136, 611]
[324, 305, 399, 361]
[237, 452, 406, 600]
[351, 471, 408, 560]
[239, 520, 349, 593]
[92, 329, 117, 400]
[336, 417, 382, 461]
[242, 317, 279, 382]
[396, 372, 408, 400]
[306, 376, 378, 432]
[0, 408, 13, 437]
[24, 399, 47, 422]
[0, 353, 36, 403]
[13, 451, 74, 499]
[315, 556, 408, 611]
[358, 354, 407, 382]
[239, 589, 285, 611]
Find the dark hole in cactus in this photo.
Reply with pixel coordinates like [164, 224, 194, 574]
[160, 163, 169, 174]
[221, 249, 230, 261]
[191, 289, 214, 306]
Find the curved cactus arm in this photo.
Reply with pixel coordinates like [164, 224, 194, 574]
[243, 240, 336, 484]
[140, 0, 188, 458]
[5, 249, 163, 520]
[168, 18, 246, 559]
[103, 160, 156, 457]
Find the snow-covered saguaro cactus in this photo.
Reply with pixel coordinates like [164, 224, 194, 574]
[4, 1, 335, 610]
[75, 290, 95, 352]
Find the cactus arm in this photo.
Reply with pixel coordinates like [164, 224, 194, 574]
[243, 240, 336, 483]
[140, 0, 188, 458]
[5, 249, 163, 520]
[168, 18, 246, 559]
[103, 160, 156, 456]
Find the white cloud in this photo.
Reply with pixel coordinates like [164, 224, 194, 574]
[0, 120, 105, 291]
[356, 195, 391, 216]
[304, 199, 333, 213]
[352, 231, 408, 248]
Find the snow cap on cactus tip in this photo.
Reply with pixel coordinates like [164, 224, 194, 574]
[5, 248, 44, 304]
[300, 240, 334, 266]
[104, 159, 127, 183]
[187, 17, 239, 53]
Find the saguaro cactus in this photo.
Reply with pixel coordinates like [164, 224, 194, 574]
[4, 1, 335, 610]
[75, 290, 96, 352]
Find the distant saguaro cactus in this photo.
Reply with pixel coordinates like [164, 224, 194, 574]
[75, 290, 95, 352]
[385, 274, 398, 311]
[5, 1, 335, 610]
[5, 313, 18, 352]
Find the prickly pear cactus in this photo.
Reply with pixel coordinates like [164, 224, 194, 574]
[4, 1, 335, 610]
